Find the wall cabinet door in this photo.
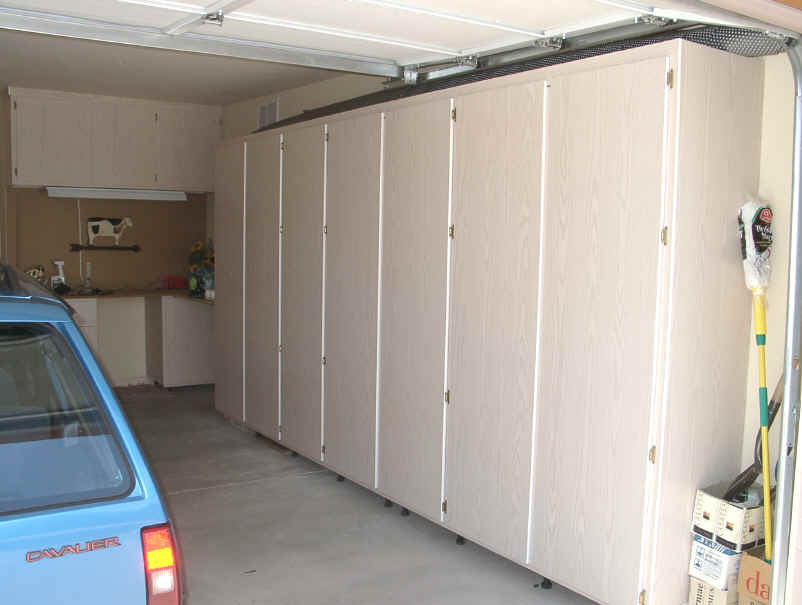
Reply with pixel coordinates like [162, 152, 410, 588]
[282, 125, 325, 460]
[323, 114, 381, 487]
[444, 83, 543, 563]
[377, 100, 451, 519]
[528, 58, 667, 603]
[245, 135, 281, 440]
[91, 100, 158, 188]
[158, 105, 221, 191]
[12, 93, 91, 186]
[214, 141, 245, 422]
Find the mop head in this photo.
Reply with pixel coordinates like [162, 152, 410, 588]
[739, 201, 773, 291]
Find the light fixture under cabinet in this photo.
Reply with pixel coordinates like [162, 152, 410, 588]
[46, 187, 188, 201]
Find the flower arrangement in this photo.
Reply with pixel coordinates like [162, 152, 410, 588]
[188, 240, 214, 298]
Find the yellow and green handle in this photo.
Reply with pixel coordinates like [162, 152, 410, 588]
[753, 289, 772, 563]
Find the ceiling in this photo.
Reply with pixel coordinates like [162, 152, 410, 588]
[0, 0, 796, 106]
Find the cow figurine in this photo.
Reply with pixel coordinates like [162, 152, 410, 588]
[87, 217, 133, 246]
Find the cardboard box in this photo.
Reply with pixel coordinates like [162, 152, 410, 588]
[689, 533, 742, 590]
[693, 483, 764, 552]
[688, 575, 737, 605]
[737, 547, 771, 605]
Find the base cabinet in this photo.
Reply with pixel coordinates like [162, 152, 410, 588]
[215, 40, 762, 605]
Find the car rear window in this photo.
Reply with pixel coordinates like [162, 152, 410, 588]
[0, 323, 133, 515]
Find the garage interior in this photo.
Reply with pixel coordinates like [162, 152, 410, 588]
[2, 1, 802, 604]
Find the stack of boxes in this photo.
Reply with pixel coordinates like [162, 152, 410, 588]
[688, 482, 765, 605]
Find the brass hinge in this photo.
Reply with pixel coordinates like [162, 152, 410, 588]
[449, 224, 455, 239]
[639, 590, 647, 605]
[666, 69, 674, 89]
[451, 108, 457, 122]
[660, 226, 668, 246]
[648, 446, 657, 464]
[444, 390, 450, 404]
[442, 499, 448, 514]
[279, 224, 285, 235]
[322, 356, 327, 366]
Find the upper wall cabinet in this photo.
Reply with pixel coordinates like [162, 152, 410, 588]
[9, 88, 221, 191]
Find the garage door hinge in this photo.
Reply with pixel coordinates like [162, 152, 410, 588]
[442, 499, 447, 514]
[449, 224, 455, 239]
[444, 390, 450, 404]
[660, 226, 668, 246]
[639, 590, 647, 605]
[666, 69, 674, 89]
[451, 108, 457, 122]
[322, 356, 327, 366]
[648, 445, 657, 464]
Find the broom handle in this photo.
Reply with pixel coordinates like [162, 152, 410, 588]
[753, 291, 773, 563]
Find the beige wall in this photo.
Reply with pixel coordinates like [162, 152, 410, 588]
[9, 188, 206, 290]
[0, 94, 9, 261]
[222, 73, 384, 139]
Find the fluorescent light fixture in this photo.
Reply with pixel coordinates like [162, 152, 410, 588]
[46, 187, 188, 201]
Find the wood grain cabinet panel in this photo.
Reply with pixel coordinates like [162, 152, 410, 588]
[377, 99, 451, 519]
[282, 125, 325, 461]
[445, 83, 543, 563]
[12, 93, 92, 186]
[528, 57, 668, 603]
[244, 134, 281, 440]
[158, 104, 221, 191]
[214, 141, 245, 423]
[323, 114, 381, 487]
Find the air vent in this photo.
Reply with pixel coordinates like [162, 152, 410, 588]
[258, 100, 278, 130]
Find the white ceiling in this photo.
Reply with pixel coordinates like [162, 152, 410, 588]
[0, 0, 795, 105]
[0, 28, 339, 105]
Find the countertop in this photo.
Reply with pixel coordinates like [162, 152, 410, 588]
[63, 289, 214, 305]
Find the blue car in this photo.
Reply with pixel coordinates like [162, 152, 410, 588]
[0, 264, 181, 605]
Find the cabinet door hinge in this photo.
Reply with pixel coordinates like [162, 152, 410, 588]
[323, 225, 327, 235]
[660, 226, 668, 246]
[442, 499, 448, 514]
[448, 224, 455, 239]
[12, 100, 17, 110]
[451, 108, 457, 122]
[648, 446, 657, 464]
[444, 390, 450, 404]
[321, 444, 326, 454]
[279, 224, 285, 235]
[14, 167, 18, 177]
[322, 356, 327, 366]
[154, 111, 159, 122]
[666, 69, 674, 89]
[279, 344, 285, 353]
[639, 590, 647, 605]
[325, 132, 330, 142]
[154, 173, 159, 183]
[280, 141, 286, 151]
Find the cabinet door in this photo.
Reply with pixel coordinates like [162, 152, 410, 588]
[214, 141, 245, 422]
[324, 114, 381, 487]
[13, 94, 91, 186]
[529, 58, 667, 603]
[158, 105, 221, 191]
[444, 83, 543, 563]
[245, 134, 281, 440]
[91, 100, 158, 188]
[377, 100, 450, 519]
[282, 125, 325, 460]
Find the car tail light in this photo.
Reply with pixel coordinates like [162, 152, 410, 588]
[141, 525, 180, 605]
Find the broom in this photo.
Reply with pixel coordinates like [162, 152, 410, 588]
[738, 200, 774, 563]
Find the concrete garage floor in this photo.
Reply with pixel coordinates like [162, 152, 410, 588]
[118, 386, 594, 605]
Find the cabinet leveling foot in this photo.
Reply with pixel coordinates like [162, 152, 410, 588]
[455, 535, 465, 545]
[336, 475, 344, 482]
[400, 507, 409, 516]
[291, 451, 299, 457]
[533, 578, 552, 589]
[384, 498, 393, 508]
